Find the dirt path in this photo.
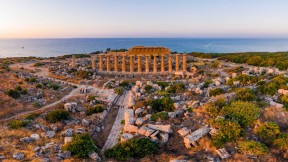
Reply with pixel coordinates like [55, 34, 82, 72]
[101, 91, 129, 153]
[0, 86, 81, 122]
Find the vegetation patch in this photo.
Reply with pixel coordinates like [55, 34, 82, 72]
[151, 111, 169, 122]
[148, 97, 174, 112]
[238, 140, 268, 156]
[63, 133, 97, 158]
[105, 138, 158, 161]
[8, 120, 28, 129]
[86, 105, 104, 116]
[46, 109, 70, 123]
[209, 88, 224, 97]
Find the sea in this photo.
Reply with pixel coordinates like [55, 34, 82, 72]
[0, 38, 288, 58]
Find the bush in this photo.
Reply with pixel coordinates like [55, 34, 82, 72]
[203, 80, 213, 88]
[15, 86, 22, 91]
[167, 83, 185, 94]
[144, 85, 153, 91]
[220, 101, 260, 127]
[209, 88, 224, 97]
[105, 138, 158, 161]
[63, 133, 97, 158]
[25, 113, 40, 120]
[234, 88, 257, 101]
[281, 95, 288, 110]
[148, 97, 174, 112]
[8, 120, 28, 129]
[211, 119, 242, 148]
[154, 81, 169, 89]
[5, 89, 20, 99]
[273, 133, 288, 150]
[36, 83, 43, 88]
[151, 112, 169, 122]
[47, 83, 60, 90]
[119, 80, 130, 87]
[238, 140, 268, 156]
[29, 78, 37, 82]
[115, 86, 124, 95]
[86, 105, 104, 116]
[86, 95, 96, 102]
[76, 70, 91, 79]
[20, 89, 28, 94]
[255, 122, 280, 143]
[46, 109, 70, 123]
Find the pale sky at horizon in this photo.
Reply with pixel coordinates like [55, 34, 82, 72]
[1, 0, 288, 38]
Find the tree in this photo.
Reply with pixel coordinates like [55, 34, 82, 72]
[105, 138, 158, 161]
[63, 133, 97, 158]
[210, 119, 242, 148]
[238, 140, 268, 156]
[5, 89, 20, 99]
[149, 97, 174, 112]
[220, 101, 260, 127]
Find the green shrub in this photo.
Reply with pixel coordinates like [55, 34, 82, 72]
[36, 83, 43, 88]
[148, 97, 174, 112]
[273, 133, 288, 150]
[115, 86, 124, 95]
[151, 112, 169, 122]
[63, 133, 97, 158]
[25, 113, 40, 120]
[281, 95, 288, 110]
[167, 83, 185, 93]
[119, 80, 130, 87]
[20, 89, 28, 94]
[8, 120, 28, 129]
[48, 83, 60, 90]
[238, 140, 268, 156]
[29, 78, 37, 82]
[203, 80, 213, 88]
[209, 88, 224, 96]
[5, 89, 20, 99]
[153, 81, 169, 89]
[211, 119, 242, 148]
[46, 109, 70, 123]
[76, 70, 91, 79]
[220, 101, 260, 127]
[34, 62, 45, 67]
[86, 95, 96, 102]
[255, 122, 280, 143]
[105, 138, 158, 161]
[234, 88, 257, 101]
[86, 105, 104, 116]
[144, 85, 153, 91]
[15, 86, 22, 91]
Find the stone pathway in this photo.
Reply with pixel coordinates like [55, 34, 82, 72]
[101, 91, 129, 153]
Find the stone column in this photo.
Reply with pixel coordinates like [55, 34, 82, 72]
[161, 54, 165, 73]
[137, 55, 142, 74]
[145, 56, 149, 73]
[106, 55, 111, 72]
[114, 55, 118, 72]
[99, 55, 103, 71]
[72, 55, 76, 68]
[153, 55, 158, 73]
[122, 55, 126, 72]
[175, 54, 179, 71]
[91, 56, 96, 70]
[183, 53, 187, 71]
[168, 55, 172, 72]
[130, 55, 134, 73]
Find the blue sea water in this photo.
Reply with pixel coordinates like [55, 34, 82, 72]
[0, 38, 288, 58]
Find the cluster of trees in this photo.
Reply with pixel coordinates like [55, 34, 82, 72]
[148, 97, 174, 112]
[63, 133, 97, 158]
[190, 52, 288, 70]
[105, 138, 158, 161]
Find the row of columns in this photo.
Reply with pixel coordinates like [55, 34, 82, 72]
[93, 54, 187, 74]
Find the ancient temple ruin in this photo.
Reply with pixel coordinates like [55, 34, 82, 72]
[88, 46, 187, 75]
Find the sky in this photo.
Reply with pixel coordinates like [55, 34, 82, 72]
[1, 0, 288, 38]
